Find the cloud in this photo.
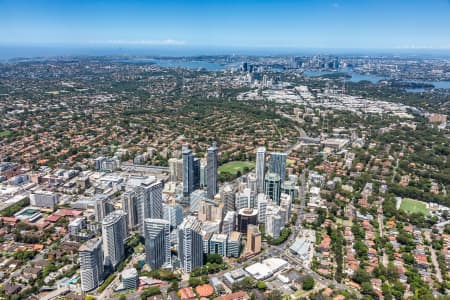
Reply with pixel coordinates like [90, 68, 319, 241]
[91, 39, 186, 46]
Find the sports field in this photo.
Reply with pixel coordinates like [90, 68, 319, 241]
[400, 198, 429, 215]
[218, 161, 255, 175]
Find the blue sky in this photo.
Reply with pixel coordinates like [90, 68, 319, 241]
[1, 0, 450, 49]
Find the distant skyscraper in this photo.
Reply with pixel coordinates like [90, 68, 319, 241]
[182, 145, 194, 203]
[256, 147, 266, 193]
[193, 157, 201, 190]
[269, 152, 287, 182]
[163, 203, 183, 229]
[135, 180, 163, 233]
[144, 218, 171, 269]
[94, 194, 112, 223]
[168, 158, 183, 182]
[264, 173, 282, 205]
[246, 224, 261, 254]
[220, 184, 235, 212]
[178, 216, 203, 273]
[79, 238, 104, 292]
[222, 211, 237, 235]
[102, 210, 127, 269]
[235, 188, 254, 210]
[206, 142, 218, 199]
[122, 191, 138, 229]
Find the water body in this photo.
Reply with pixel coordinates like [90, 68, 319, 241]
[119, 58, 227, 71]
[303, 69, 450, 91]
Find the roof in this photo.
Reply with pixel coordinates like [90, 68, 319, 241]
[45, 215, 61, 223]
[215, 291, 249, 300]
[195, 284, 214, 297]
[179, 287, 196, 300]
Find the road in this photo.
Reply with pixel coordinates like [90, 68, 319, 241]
[424, 229, 443, 283]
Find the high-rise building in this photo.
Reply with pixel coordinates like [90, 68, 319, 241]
[247, 173, 257, 195]
[237, 208, 258, 234]
[200, 161, 207, 188]
[135, 180, 163, 233]
[168, 158, 183, 182]
[144, 218, 171, 269]
[209, 233, 228, 257]
[255, 147, 266, 193]
[122, 191, 138, 230]
[266, 211, 283, 238]
[94, 194, 113, 223]
[222, 211, 237, 235]
[221, 184, 235, 212]
[182, 145, 194, 203]
[121, 268, 138, 290]
[246, 225, 261, 254]
[280, 193, 292, 224]
[227, 231, 242, 258]
[193, 157, 201, 190]
[281, 180, 298, 204]
[235, 188, 254, 210]
[102, 210, 127, 269]
[79, 238, 104, 292]
[198, 201, 224, 222]
[264, 173, 281, 205]
[269, 152, 287, 182]
[30, 191, 59, 208]
[178, 216, 204, 273]
[163, 203, 183, 229]
[256, 193, 269, 224]
[206, 142, 218, 199]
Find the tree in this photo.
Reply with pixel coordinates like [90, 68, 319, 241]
[302, 276, 315, 291]
[266, 290, 283, 300]
[257, 281, 267, 290]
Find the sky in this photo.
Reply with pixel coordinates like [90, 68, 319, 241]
[1, 0, 450, 50]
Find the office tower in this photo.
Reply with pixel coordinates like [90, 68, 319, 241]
[200, 162, 207, 188]
[169, 158, 183, 182]
[206, 142, 218, 199]
[79, 238, 104, 292]
[255, 147, 266, 193]
[135, 180, 163, 233]
[237, 208, 258, 234]
[235, 188, 254, 210]
[182, 145, 194, 203]
[222, 211, 237, 235]
[269, 152, 287, 182]
[209, 234, 228, 257]
[144, 218, 171, 269]
[280, 193, 292, 224]
[203, 232, 212, 255]
[198, 201, 224, 222]
[221, 184, 235, 212]
[102, 210, 127, 269]
[227, 231, 242, 258]
[281, 180, 298, 204]
[247, 173, 257, 196]
[121, 268, 138, 290]
[266, 212, 283, 238]
[122, 191, 138, 229]
[94, 194, 112, 223]
[193, 157, 200, 190]
[163, 203, 183, 229]
[256, 193, 269, 224]
[264, 173, 281, 205]
[178, 216, 204, 273]
[202, 220, 221, 235]
[246, 225, 261, 254]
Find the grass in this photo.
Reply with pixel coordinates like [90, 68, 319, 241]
[336, 218, 353, 227]
[400, 198, 429, 215]
[219, 161, 255, 175]
[0, 131, 11, 137]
